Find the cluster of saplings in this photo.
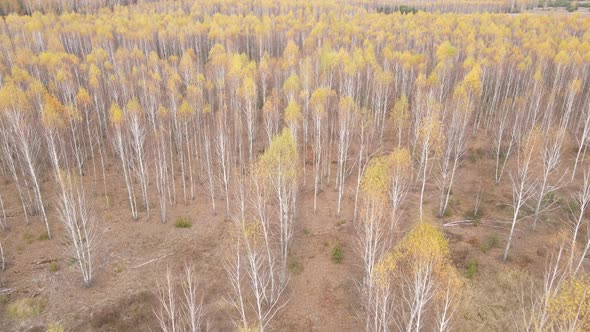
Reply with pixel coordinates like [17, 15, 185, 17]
[0, 0, 589, 330]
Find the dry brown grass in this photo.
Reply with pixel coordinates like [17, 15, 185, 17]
[6, 297, 45, 320]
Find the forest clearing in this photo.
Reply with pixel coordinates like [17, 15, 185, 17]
[0, 0, 590, 331]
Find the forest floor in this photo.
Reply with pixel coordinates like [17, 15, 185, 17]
[0, 134, 581, 331]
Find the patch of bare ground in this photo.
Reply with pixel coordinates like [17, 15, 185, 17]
[0, 134, 585, 331]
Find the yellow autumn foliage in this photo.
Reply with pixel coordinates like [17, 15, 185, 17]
[282, 72, 300, 97]
[178, 99, 193, 118]
[109, 102, 123, 126]
[285, 100, 302, 125]
[372, 221, 461, 301]
[398, 222, 450, 265]
[310, 87, 334, 114]
[361, 156, 391, 199]
[389, 148, 412, 177]
[126, 98, 142, 115]
[239, 75, 256, 100]
[548, 275, 590, 330]
[75, 88, 92, 109]
[42, 93, 66, 129]
[256, 128, 299, 182]
[391, 94, 409, 126]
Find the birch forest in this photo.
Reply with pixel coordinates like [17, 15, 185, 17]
[0, 0, 590, 331]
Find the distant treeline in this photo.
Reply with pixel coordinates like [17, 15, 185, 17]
[375, 5, 420, 14]
[0, 0, 160, 16]
[537, 0, 590, 11]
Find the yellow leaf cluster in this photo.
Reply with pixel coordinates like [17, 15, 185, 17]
[390, 94, 409, 125]
[126, 98, 142, 115]
[397, 222, 450, 264]
[310, 87, 334, 114]
[548, 275, 590, 330]
[109, 102, 123, 126]
[418, 112, 444, 153]
[372, 250, 400, 288]
[239, 75, 256, 100]
[178, 99, 194, 118]
[42, 93, 66, 129]
[463, 63, 482, 96]
[0, 83, 29, 113]
[255, 128, 299, 182]
[242, 219, 263, 245]
[361, 156, 391, 198]
[76, 88, 92, 109]
[338, 95, 354, 115]
[436, 41, 458, 63]
[238, 325, 259, 332]
[373, 221, 460, 295]
[282, 72, 301, 97]
[283, 40, 300, 69]
[389, 148, 412, 176]
[285, 100, 302, 125]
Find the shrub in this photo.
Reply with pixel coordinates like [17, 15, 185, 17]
[399, 5, 418, 14]
[288, 258, 304, 275]
[7, 297, 45, 320]
[464, 208, 484, 223]
[49, 261, 59, 272]
[38, 233, 49, 241]
[442, 206, 454, 218]
[67, 257, 78, 266]
[563, 199, 580, 215]
[468, 148, 486, 163]
[543, 191, 558, 204]
[175, 217, 192, 228]
[376, 5, 418, 14]
[441, 198, 459, 218]
[566, 3, 578, 11]
[331, 245, 343, 263]
[480, 234, 499, 253]
[47, 322, 65, 332]
[22, 232, 34, 244]
[466, 260, 479, 278]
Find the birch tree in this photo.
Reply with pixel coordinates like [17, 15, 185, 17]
[532, 126, 567, 229]
[572, 99, 590, 182]
[416, 103, 444, 221]
[109, 102, 138, 220]
[310, 88, 333, 213]
[504, 128, 540, 261]
[255, 128, 299, 286]
[437, 85, 472, 218]
[1, 83, 50, 236]
[56, 172, 99, 287]
[388, 148, 412, 230]
[125, 98, 150, 218]
[370, 222, 462, 332]
[154, 265, 207, 332]
[335, 95, 356, 217]
[356, 155, 395, 331]
[567, 169, 590, 275]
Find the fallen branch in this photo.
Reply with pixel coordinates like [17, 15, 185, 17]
[0, 241, 4, 270]
[34, 258, 58, 265]
[132, 252, 174, 269]
[443, 220, 474, 227]
[0, 288, 13, 294]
